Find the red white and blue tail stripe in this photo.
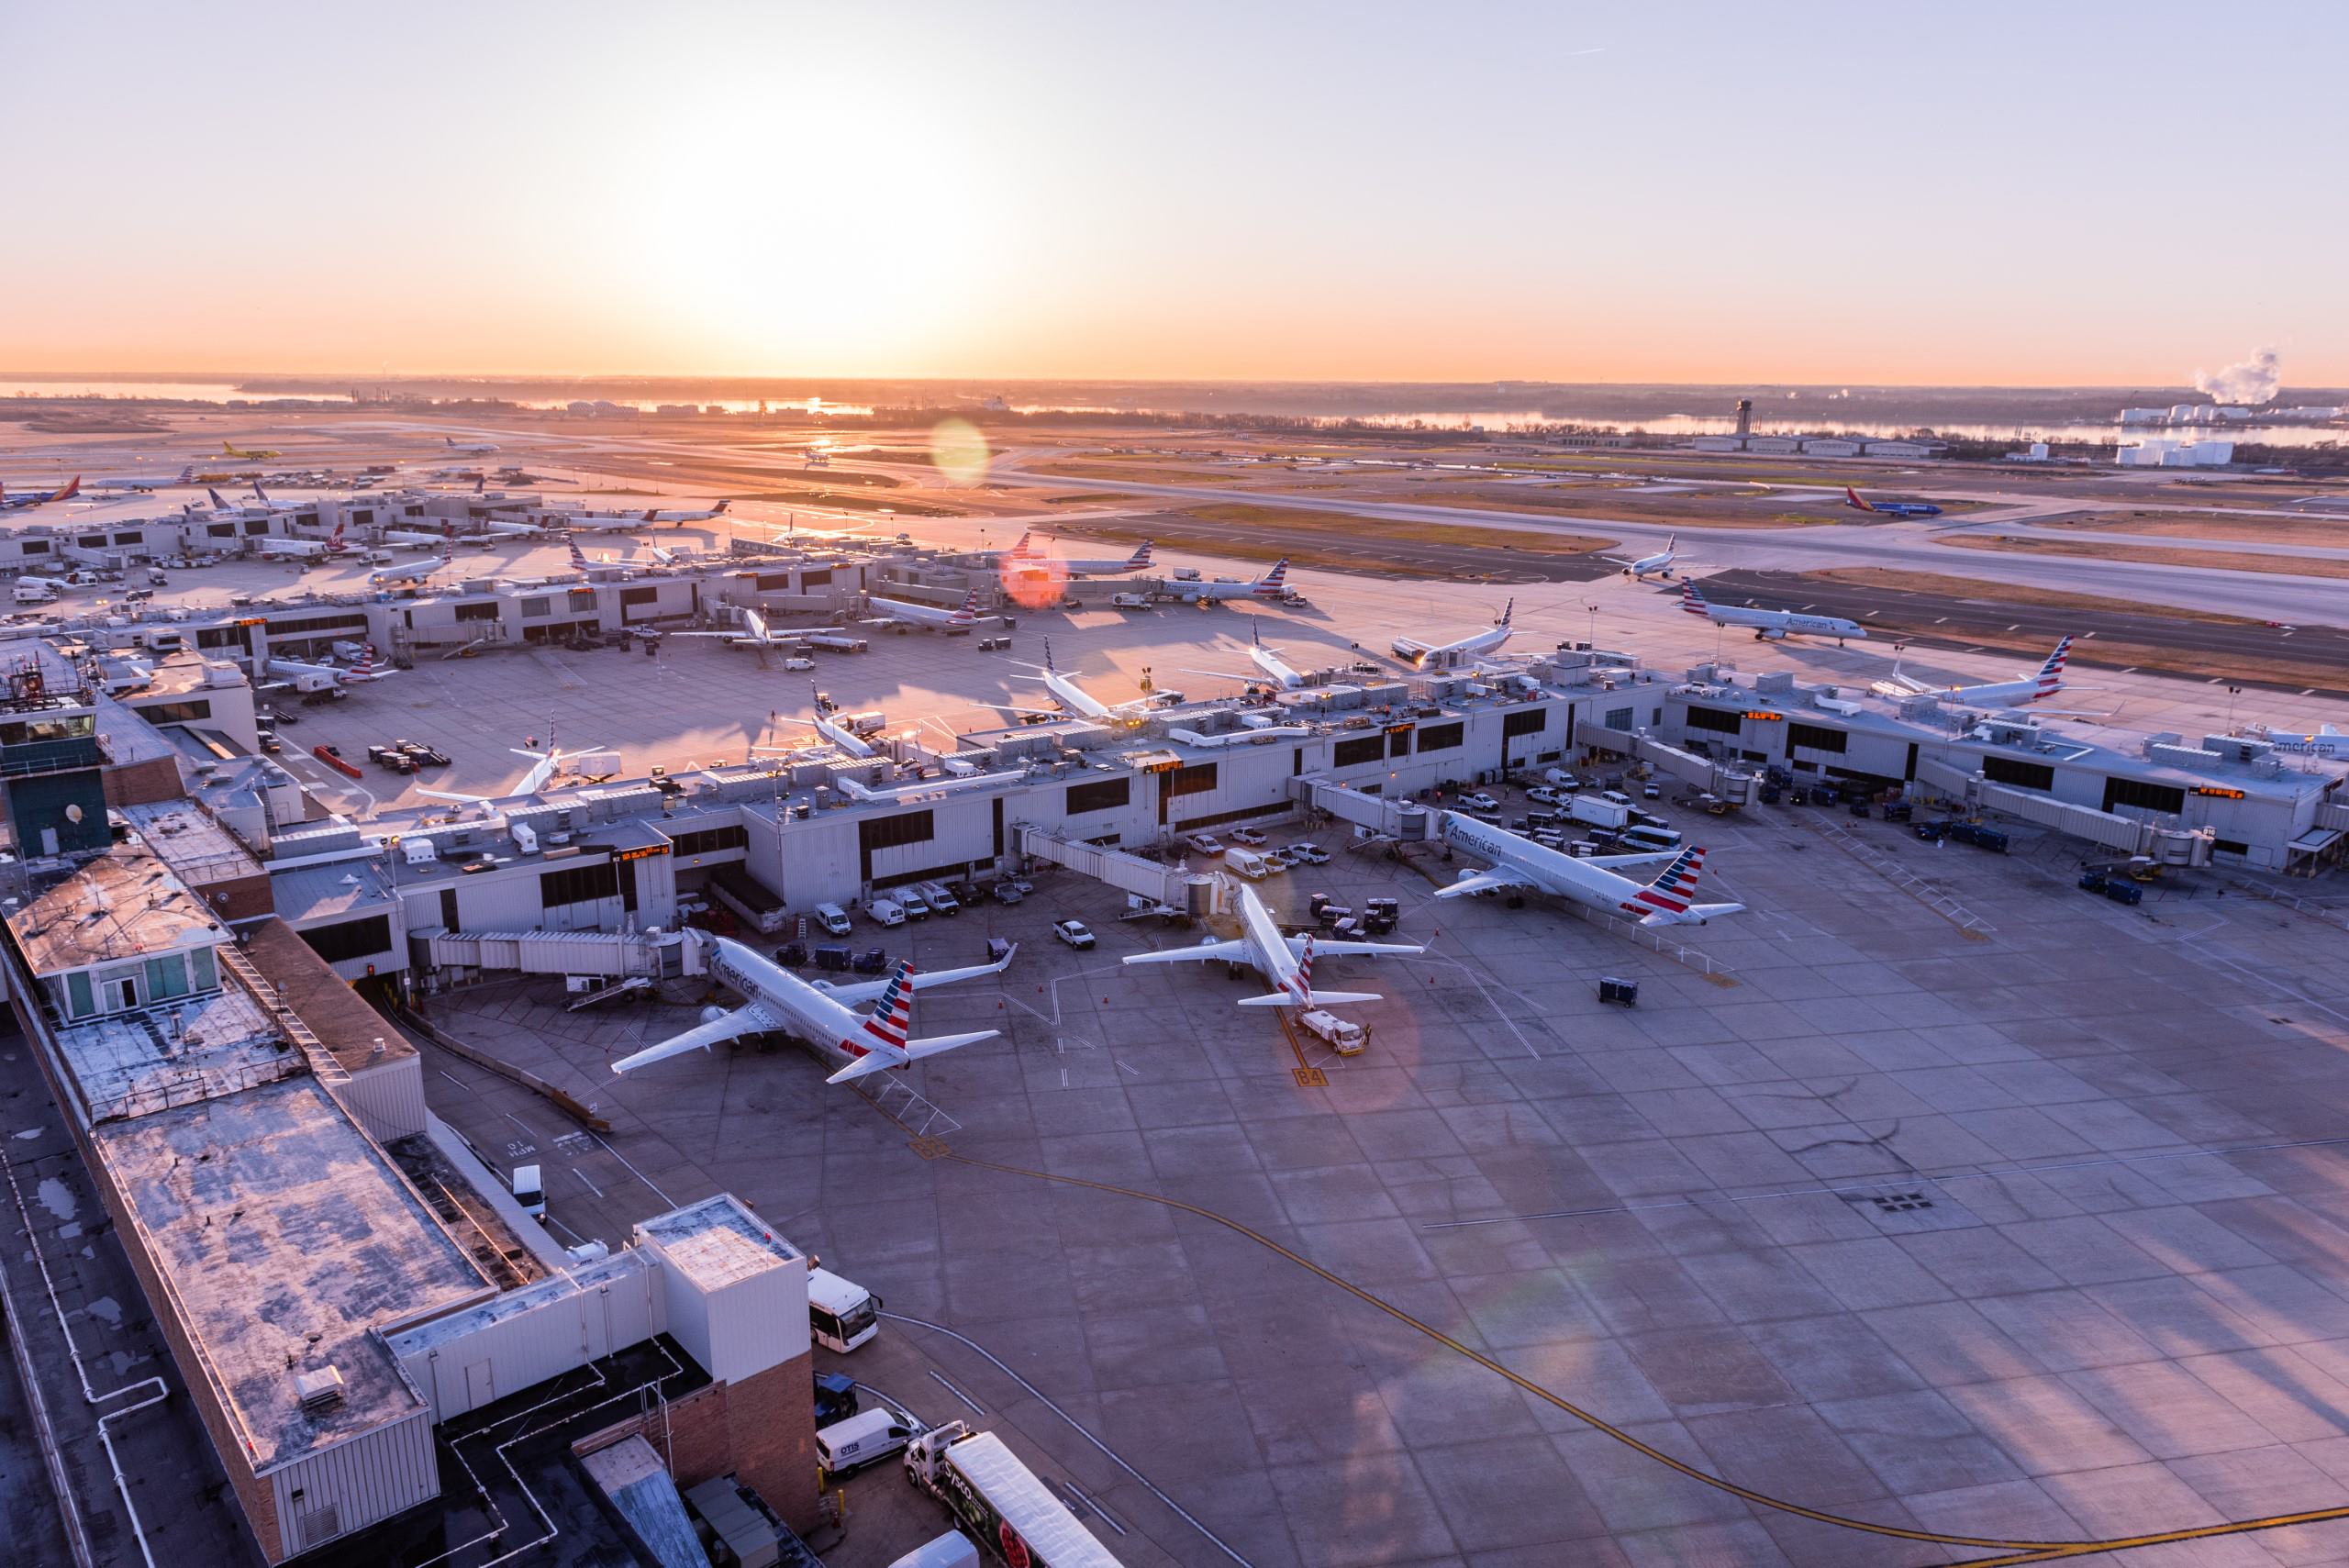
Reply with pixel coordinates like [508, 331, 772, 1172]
[951, 589, 979, 624]
[1127, 539, 1154, 568]
[860, 962, 916, 1051]
[2033, 636, 2073, 696]
[1252, 559, 1291, 596]
[1679, 580, 1710, 617]
[1622, 846, 1706, 917]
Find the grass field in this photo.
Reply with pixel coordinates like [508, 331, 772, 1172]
[1936, 533, 2349, 580]
[1809, 567, 2265, 624]
[1039, 504, 1614, 577]
[2032, 509, 2349, 547]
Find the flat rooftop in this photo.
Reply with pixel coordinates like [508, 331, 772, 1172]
[7, 840, 223, 975]
[55, 982, 300, 1121]
[239, 917, 415, 1072]
[99, 1073, 490, 1470]
[268, 858, 395, 926]
[637, 1195, 800, 1291]
[384, 1249, 648, 1360]
[121, 799, 264, 883]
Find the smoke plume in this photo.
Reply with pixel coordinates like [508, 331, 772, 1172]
[2191, 347, 2281, 406]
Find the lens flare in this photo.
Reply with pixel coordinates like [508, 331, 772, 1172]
[929, 417, 990, 486]
[999, 554, 1065, 611]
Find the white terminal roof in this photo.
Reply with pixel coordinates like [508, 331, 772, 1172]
[100, 1075, 492, 1471]
[637, 1195, 800, 1291]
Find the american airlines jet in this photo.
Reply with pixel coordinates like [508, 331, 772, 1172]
[1876, 636, 2075, 711]
[1603, 534, 1678, 579]
[1169, 560, 1293, 604]
[1184, 618, 1308, 689]
[869, 587, 981, 629]
[610, 940, 1015, 1084]
[1679, 580, 1865, 644]
[89, 466, 194, 494]
[1433, 812, 1743, 928]
[1004, 531, 1155, 576]
[1009, 637, 1155, 721]
[1121, 883, 1419, 1007]
[1392, 600, 1513, 669]
[445, 436, 501, 456]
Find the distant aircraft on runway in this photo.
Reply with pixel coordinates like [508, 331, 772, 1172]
[221, 440, 281, 460]
[1433, 813, 1743, 929]
[89, 466, 194, 494]
[445, 435, 500, 456]
[1604, 535, 1678, 579]
[1844, 486, 1943, 519]
[1120, 883, 1419, 1007]
[1679, 580, 1866, 644]
[610, 940, 1014, 1084]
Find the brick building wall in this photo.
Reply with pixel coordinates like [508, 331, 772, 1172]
[729, 1351, 817, 1532]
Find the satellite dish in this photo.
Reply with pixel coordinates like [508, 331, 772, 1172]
[63, 804, 82, 825]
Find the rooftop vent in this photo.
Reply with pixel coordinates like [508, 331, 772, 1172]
[295, 1365, 345, 1413]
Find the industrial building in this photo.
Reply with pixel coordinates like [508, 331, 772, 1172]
[2116, 437, 2235, 467]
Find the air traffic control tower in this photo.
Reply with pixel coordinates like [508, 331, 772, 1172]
[0, 658, 110, 858]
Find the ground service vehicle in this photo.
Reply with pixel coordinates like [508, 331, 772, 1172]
[1053, 919, 1095, 950]
[1566, 795, 1631, 829]
[887, 1534, 980, 1568]
[1298, 1008, 1366, 1054]
[2077, 869, 2144, 906]
[818, 1408, 917, 1476]
[867, 897, 907, 928]
[815, 903, 853, 937]
[1109, 592, 1152, 608]
[904, 1423, 1123, 1568]
[1225, 846, 1272, 879]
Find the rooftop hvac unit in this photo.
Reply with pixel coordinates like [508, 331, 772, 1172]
[295, 1366, 346, 1413]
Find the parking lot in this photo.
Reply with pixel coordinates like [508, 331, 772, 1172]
[406, 771, 2349, 1568]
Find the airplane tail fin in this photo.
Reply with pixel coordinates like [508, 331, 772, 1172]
[176, 465, 193, 483]
[1498, 597, 1514, 627]
[952, 589, 978, 622]
[1845, 486, 1874, 512]
[1680, 580, 1709, 615]
[55, 477, 79, 501]
[1257, 559, 1290, 592]
[1627, 846, 1708, 920]
[714, 500, 729, 515]
[207, 486, 229, 509]
[1129, 539, 1152, 567]
[1041, 635, 1057, 674]
[1008, 530, 1032, 558]
[223, 442, 235, 455]
[2034, 635, 2075, 694]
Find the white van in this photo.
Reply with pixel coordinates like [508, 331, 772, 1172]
[865, 897, 906, 928]
[808, 1265, 882, 1351]
[887, 1533, 980, 1568]
[814, 902, 853, 937]
[1225, 845, 1271, 880]
[895, 886, 932, 920]
[914, 880, 960, 916]
[816, 1409, 917, 1476]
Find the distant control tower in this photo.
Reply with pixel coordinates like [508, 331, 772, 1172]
[1734, 398, 1753, 439]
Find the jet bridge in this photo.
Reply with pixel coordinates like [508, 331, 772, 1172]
[1288, 776, 1437, 841]
[1572, 720, 1759, 806]
[1015, 823, 1219, 915]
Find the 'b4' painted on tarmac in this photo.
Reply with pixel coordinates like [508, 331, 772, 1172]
[1293, 1067, 1328, 1088]
[909, 1137, 952, 1160]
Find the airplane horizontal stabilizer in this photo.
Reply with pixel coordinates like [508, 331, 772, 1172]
[1637, 901, 1745, 929]
[824, 1029, 999, 1083]
[1236, 989, 1381, 1007]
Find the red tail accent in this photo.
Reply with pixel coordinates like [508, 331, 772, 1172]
[1844, 486, 1873, 512]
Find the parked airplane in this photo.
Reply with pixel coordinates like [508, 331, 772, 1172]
[0, 477, 80, 511]
[1005, 532, 1155, 576]
[2248, 723, 2346, 759]
[263, 642, 396, 692]
[1434, 813, 1743, 928]
[752, 515, 872, 545]
[89, 466, 194, 493]
[1184, 617, 1307, 689]
[1876, 636, 2075, 710]
[869, 587, 981, 629]
[370, 529, 456, 585]
[220, 440, 281, 460]
[610, 940, 1012, 1084]
[1844, 486, 1943, 519]
[445, 436, 501, 456]
[1603, 535, 1678, 579]
[569, 537, 679, 570]
[419, 728, 601, 806]
[1011, 637, 1154, 721]
[1392, 600, 1513, 669]
[750, 684, 879, 759]
[1168, 559, 1293, 604]
[1120, 882, 1419, 1006]
[668, 604, 828, 661]
[1679, 580, 1866, 644]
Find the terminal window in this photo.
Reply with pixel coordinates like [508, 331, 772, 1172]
[1503, 708, 1546, 739]
[1066, 778, 1130, 815]
[1787, 722, 1849, 754]
[1332, 736, 1384, 769]
[669, 825, 749, 858]
[1982, 756, 2054, 792]
[1165, 762, 1218, 797]
[1686, 706, 1742, 735]
[540, 862, 619, 909]
[2103, 777, 2187, 816]
[1417, 722, 1464, 752]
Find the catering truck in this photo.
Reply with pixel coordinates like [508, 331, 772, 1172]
[1565, 794, 1631, 830]
[904, 1423, 1123, 1568]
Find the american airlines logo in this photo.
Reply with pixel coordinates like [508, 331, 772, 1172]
[1448, 820, 1512, 859]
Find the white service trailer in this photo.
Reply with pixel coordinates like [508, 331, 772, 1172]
[905, 1423, 1122, 1568]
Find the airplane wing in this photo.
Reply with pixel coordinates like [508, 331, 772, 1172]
[1286, 937, 1425, 958]
[823, 943, 1019, 1006]
[1179, 666, 1253, 681]
[1121, 940, 1252, 967]
[1583, 850, 1680, 870]
[1431, 868, 1536, 900]
[611, 1003, 779, 1074]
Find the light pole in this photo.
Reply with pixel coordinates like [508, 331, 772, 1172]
[2226, 684, 2243, 732]
[1584, 603, 1598, 649]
